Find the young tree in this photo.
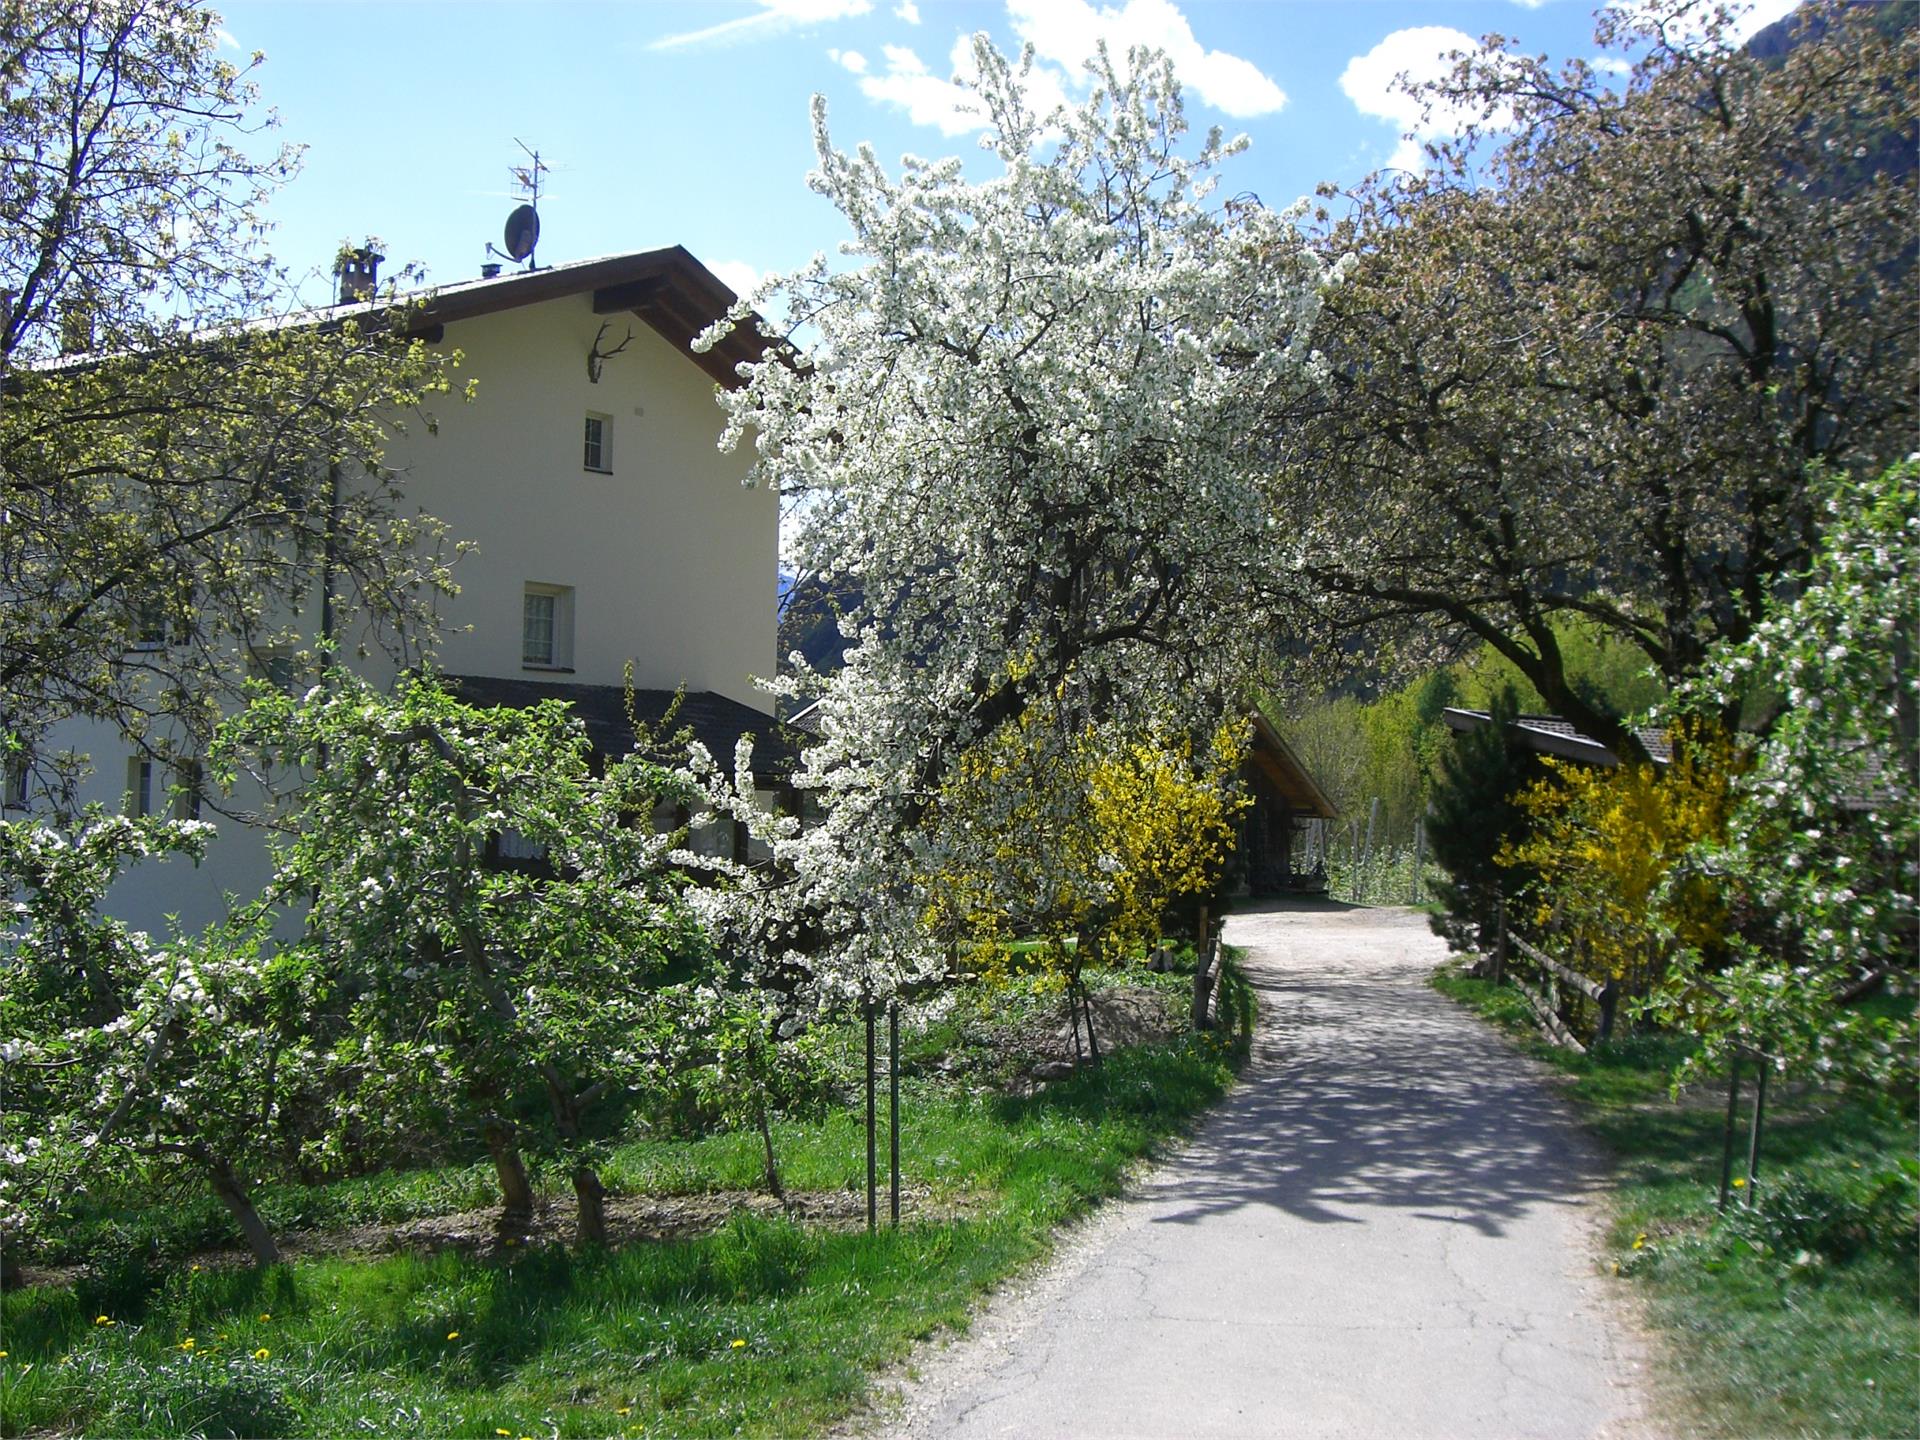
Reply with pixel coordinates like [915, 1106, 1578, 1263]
[1268, 0, 1915, 762]
[1652, 460, 1918, 1090]
[218, 672, 703, 1246]
[1, 0, 462, 775]
[0, 813, 306, 1269]
[698, 39, 1333, 999]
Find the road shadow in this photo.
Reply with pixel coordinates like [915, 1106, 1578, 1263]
[1142, 909, 1605, 1238]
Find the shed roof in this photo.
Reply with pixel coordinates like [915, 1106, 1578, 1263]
[444, 674, 797, 779]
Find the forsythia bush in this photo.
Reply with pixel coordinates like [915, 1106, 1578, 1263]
[1499, 720, 1741, 996]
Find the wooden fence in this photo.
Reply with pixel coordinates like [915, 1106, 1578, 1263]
[1487, 908, 1618, 1052]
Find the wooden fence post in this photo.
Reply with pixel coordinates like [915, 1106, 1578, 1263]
[1597, 979, 1619, 1046]
[1491, 893, 1507, 986]
[1411, 818, 1426, 905]
[889, 1000, 901, 1228]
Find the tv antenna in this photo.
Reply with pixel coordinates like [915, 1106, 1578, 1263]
[486, 139, 549, 272]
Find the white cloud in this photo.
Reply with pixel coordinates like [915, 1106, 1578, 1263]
[1507, 0, 1551, 8]
[830, 47, 870, 73]
[650, 0, 872, 52]
[214, 26, 238, 48]
[894, 0, 921, 21]
[857, 37, 989, 135]
[1607, 0, 1801, 48]
[1339, 25, 1483, 173]
[710, 259, 766, 301]
[1591, 54, 1632, 76]
[1005, 0, 1285, 118]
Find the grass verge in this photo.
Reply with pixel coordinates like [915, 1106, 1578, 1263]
[1433, 964, 1918, 1439]
[2, 967, 1250, 1439]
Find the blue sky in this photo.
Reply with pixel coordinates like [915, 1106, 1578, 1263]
[215, 0, 1796, 306]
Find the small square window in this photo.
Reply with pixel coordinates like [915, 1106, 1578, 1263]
[247, 647, 297, 693]
[522, 583, 575, 670]
[584, 413, 612, 473]
[126, 756, 155, 816]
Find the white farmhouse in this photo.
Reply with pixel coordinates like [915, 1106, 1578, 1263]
[20, 247, 782, 933]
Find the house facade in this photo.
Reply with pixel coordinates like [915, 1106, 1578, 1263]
[23, 248, 781, 932]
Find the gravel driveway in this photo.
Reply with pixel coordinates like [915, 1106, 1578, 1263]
[863, 899, 1663, 1440]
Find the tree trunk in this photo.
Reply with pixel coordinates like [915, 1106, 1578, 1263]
[207, 1154, 282, 1267]
[756, 1097, 785, 1204]
[483, 1118, 537, 1221]
[1191, 914, 1216, 1032]
[571, 1162, 609, 1247]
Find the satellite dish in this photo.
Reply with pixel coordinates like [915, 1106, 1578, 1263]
[503, 204, 540, 262]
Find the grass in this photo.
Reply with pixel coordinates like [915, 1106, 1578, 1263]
[1433, 964, 1918, 1440]
[2, 966, 1250, 1438]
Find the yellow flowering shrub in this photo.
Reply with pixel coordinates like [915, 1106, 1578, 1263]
[923, 705, 1247, 985]
[1498, 720, 1739, 995]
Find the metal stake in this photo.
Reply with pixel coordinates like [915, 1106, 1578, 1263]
[1744, 1062, 1768, 1208]
[1717, 1055, 1742, 1213]
[889, 1000, 901, 1228]
[865, 995, 877, 1234]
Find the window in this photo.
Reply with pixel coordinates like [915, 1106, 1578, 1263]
[521, 583, 574, 670]
[583, 413, 611, 473]
[131, 599, 185, 651]
[126, 756, 154, 816]
[247, 646, 297, 693]
[3, 751, 28, 811]
[171, 760, 202, 822]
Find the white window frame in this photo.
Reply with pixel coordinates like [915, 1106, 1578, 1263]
[521, 582, 575, 671]
[126, 756, 154, 816]
[171, 759, 202, 822]
[583, 412, 612, 473]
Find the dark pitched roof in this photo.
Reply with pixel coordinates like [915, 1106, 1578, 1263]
[1248, 710, 1340, 819]
[1441, 708, 1672, 766]
[444, 674, 798, 779]
[343, 247, 775, 390]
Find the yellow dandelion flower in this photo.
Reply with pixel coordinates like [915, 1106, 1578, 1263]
[258, 1312, 272, 1321]
[178, 1338, 196, 1351]
[190, 1263, 201, 1273]
[94, 1315, 114, 1326]
[252, 1347, 271, 1360]
[1732, 1177, 1746, 1189]
[1632, 1234, 1646, 1250]
[730, 1338, 747, 1349]
[617, 1408, 632, 1416]
[447, 1330, 461, 1341]
[496, 1430, 512, 1437]
[0, 1350, 7, 1358]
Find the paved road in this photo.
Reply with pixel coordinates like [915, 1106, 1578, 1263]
[871, 900, 1660, 1440]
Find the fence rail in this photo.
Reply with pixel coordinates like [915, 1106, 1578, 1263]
[1491, 915, 1619, 1051]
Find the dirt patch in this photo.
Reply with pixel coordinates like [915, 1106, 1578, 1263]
[14, 1183, 954, 1289]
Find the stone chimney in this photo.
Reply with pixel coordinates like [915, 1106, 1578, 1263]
[334, 246, 382, 305]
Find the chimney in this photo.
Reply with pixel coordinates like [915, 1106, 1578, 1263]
[334, 246, 382, 305]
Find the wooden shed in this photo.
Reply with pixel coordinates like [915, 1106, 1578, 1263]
[1235, 711, 1340, 896]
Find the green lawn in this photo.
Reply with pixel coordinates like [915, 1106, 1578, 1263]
[1434, 965, 1918, 1440]
[2, 965, 1251, 1438]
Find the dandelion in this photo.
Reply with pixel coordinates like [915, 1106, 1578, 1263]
[178, 1338, 196, 1351]
[1632, 1233, 1647, 1250]
[0, 1350, 7, 1358]
[190, 1263, 201, 1273]
[730, 1338, 747, 1349]
[447, 1330, 461, 1341]
[259, 1312, 272, 1321]
[617, 1407, 632, 1416]
[1732, 1176, 1746, 1189]
[94, 1315, 114, 1326]
[496, 1430, 512, 1437]
[252, 1347, 270, 1360]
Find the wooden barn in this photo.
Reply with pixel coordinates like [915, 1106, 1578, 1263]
[1235, 711, 1340, 896]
